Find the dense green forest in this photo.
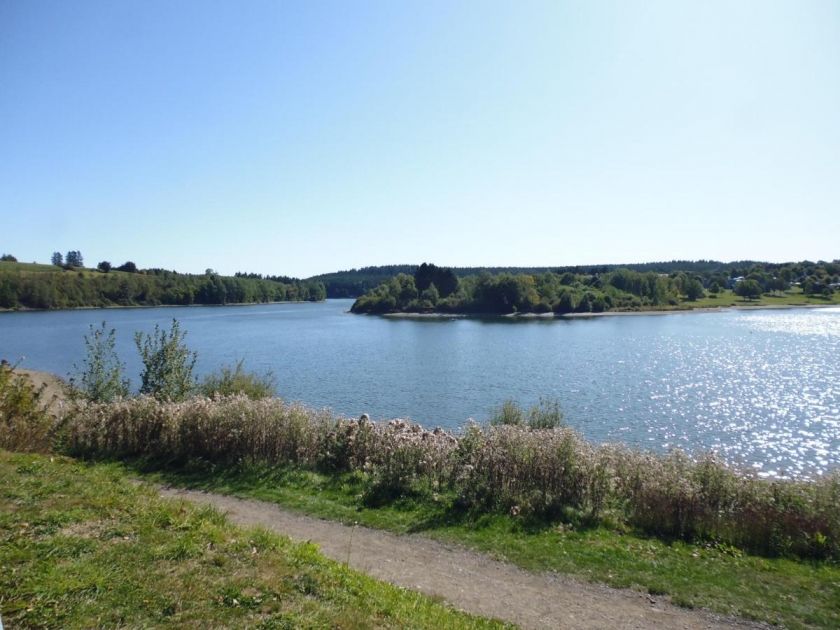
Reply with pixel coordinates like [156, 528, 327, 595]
[309, 265, 418, 297]
[312, 260, 808, 298]
[351, 261, 840, 314]
[0, 261, 326, 310]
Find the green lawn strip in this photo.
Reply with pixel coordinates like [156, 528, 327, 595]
[136, 461, 840, 629]
[0, 451, 507, 630]
[686, 288, 839, 309]
[0, 261, 62, 273]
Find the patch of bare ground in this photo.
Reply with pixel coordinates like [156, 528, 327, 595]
[160, 486, 769, 630]
[13, 368, 69, 416]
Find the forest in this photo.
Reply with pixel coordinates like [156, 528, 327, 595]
[350, 261, 840, 314]
[0, 261, 326, 310]
[312, 259, 826, 298]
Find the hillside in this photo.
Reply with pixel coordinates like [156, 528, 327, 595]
[0, 261, 326, 310]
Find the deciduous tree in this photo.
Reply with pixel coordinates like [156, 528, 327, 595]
[735, 279, 762, 301]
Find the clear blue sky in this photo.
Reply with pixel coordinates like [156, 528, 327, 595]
[2, 1, 838, 278]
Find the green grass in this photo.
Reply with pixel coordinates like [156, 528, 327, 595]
[134, 461, 840, 629]
[0, 260, 138, 278]
[0, 261, 63, 273]
[685, 287, 840, 309]
[0, 451, 507, 629]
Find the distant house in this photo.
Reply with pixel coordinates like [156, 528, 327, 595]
[728, 276, 745, 289]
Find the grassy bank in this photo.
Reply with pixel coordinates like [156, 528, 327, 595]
[688, 287, 840, 309]
[5, 369, 840, 628]
[0, 450, 504, 629]
[53, 395, 840, 627]
[135, 461, 840, 629]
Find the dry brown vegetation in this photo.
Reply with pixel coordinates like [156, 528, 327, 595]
[59, 395, 840, 560]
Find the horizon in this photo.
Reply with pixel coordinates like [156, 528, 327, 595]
[5, 255, 839, 281]
[2, 1, 839, 277]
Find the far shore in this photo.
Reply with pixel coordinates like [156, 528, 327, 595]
[377, 302, 839, 320]
[0, 299, 326, 314]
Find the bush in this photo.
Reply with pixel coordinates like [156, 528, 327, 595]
[71, 322, 129, 402]
[135, 319, 197, 401]
[199, 360, 276, 399]
[0, 363, 52, 452]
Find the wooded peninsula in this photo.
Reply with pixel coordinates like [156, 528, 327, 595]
[349, 260, 840, 315]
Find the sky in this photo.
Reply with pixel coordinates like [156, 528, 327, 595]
[1, 1, 838, 278]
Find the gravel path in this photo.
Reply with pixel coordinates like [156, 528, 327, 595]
[160, 487, 766, 630]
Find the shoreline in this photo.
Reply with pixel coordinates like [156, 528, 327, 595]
[376, 302, 838, 320]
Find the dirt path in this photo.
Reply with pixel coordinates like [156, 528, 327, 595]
[160, 487, 765, 630]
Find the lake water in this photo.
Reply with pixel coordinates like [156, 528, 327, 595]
[2, 300, 839, 478]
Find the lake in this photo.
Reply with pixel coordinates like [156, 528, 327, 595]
[2, 300, 838, 478]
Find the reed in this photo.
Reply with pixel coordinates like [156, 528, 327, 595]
[55, 395, 840, 560]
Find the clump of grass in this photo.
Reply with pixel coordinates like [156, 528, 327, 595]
[60, 395, 840, 560]
[198, 359, 276, 399]
[490, 398, 564, 429]
[0, 363, 53, 452]
[489, 400, 524, 426]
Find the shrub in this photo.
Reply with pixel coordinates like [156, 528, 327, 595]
[71, 322, 129, 402]
[0, 363, 52, 452]
[199, 359, 276, 399]
[135, 319, 197, 401]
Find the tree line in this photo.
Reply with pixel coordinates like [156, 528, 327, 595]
[312, 259, 840, 299]
[351, 260, 840, 314]
[0, 264, 326, 310]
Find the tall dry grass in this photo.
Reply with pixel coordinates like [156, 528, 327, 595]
[60, 395, 840, 560]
